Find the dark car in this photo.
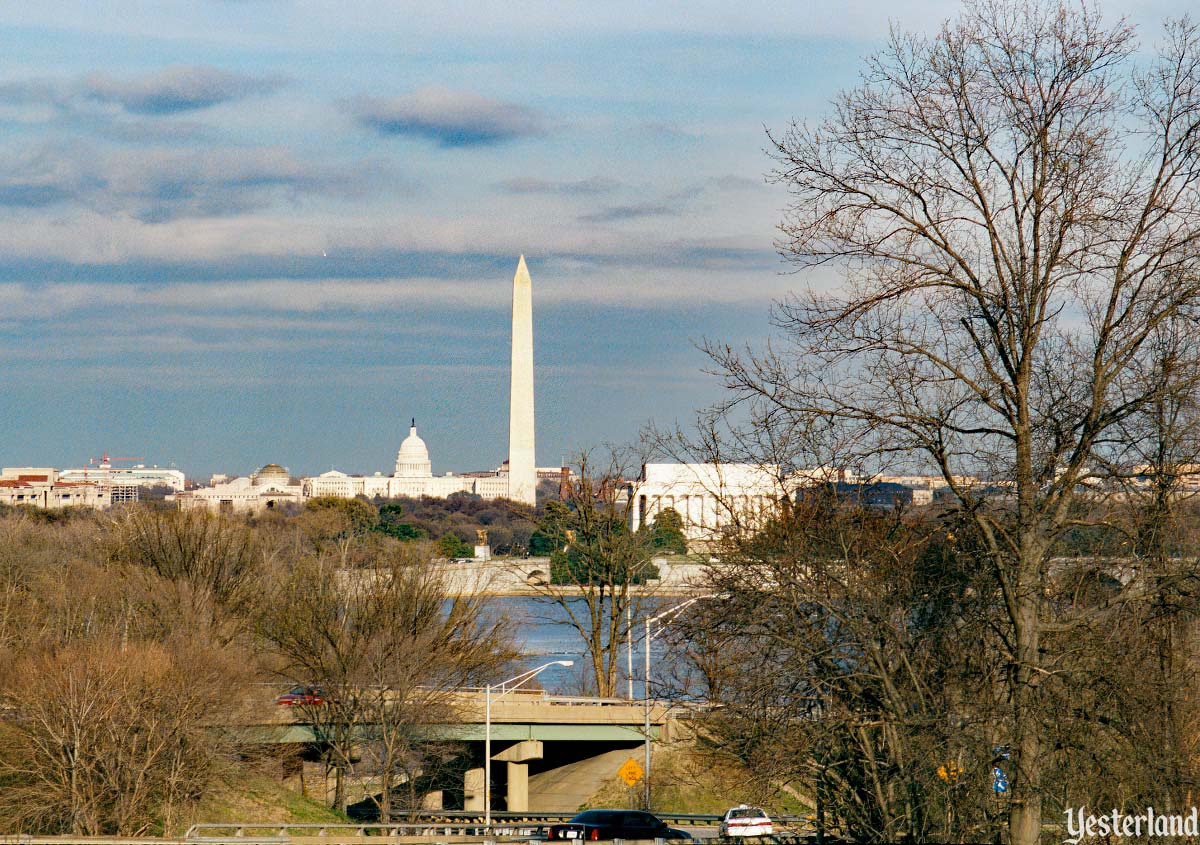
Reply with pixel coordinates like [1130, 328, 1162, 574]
[548, 810, 691, 841]
[275, 684, 327, 706]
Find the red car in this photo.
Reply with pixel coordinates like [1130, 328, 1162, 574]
[275, 685, 327, 706]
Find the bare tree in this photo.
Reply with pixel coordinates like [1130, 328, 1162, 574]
[704, 4, 1200, 842]
[256, 541, 513, 814]
[671, 492, 1003, 842]
[1085, 321, 1200, 810]
[0, 507, 258, 836]
[524, 452, 660, 698]
[0, 639, 240, 836]
[107, 508, 261, 608]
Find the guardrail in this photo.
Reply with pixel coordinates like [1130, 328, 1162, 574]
[185, 812, 816, 839]
[0, 838, 286, 845]
[187, 806, 720, 830]
[252, 686, 716, 711]
[185, 823, 543, 841]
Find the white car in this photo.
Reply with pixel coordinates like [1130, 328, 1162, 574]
[720, 805, 773, 838]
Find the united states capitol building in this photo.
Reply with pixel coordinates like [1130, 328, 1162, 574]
[302, 420, 512, 500]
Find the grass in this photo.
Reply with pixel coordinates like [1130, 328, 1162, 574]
[584, 746, 813, 818]
[184, 770, 349, 834]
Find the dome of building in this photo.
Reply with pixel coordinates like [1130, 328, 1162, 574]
[394, 419, 433, 478]
[252, 463, 291, 488]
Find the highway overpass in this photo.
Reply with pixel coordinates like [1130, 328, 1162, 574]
[234, 690, 697, 814]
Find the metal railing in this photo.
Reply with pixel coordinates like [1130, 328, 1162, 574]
[185, 822, 544, 841]
[0, 838, 286, 845]
[185, 811, 823, 838]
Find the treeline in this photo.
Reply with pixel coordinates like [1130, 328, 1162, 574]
[0, 502, 514, 835]
[374, 494, 538, 556]
[666, 489, 1200, 843]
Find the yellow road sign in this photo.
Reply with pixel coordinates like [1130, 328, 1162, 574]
[937, 761, 961, 784]
[618, 757, 644, 786]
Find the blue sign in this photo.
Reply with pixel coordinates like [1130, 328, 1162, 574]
[992, 766, 1009, 794]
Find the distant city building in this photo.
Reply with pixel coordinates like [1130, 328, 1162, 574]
[630, 462, 986, 549]
[302, 421, 512, 501]
[821, 480, 924, 508]
[629, 463, 791, 548]
[1127, 464, 1200, 492]
[58, 461, 186, 504]
[0, 467, 108, 509]
[873, 473, 980, 504]
[174, 463, 303, 513]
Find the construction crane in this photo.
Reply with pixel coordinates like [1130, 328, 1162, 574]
[89, 453, 144, 467]
[84, 453, 145, 505]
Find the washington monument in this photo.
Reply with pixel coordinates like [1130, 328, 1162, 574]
[508, 256, 537, 506]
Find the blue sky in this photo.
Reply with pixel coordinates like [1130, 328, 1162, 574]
[0, 0, 1190, 479]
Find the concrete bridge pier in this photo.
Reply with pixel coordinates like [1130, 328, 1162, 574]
[464, 768, 484, 811]
[496, 740, 542, 811]
[464, 739, 544, 812]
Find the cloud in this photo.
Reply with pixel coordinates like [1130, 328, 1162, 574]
[80, 65, 282, 114]
[0, 241, 785, 319]
[496, 176, 619, 196]
[0, 145, 98, 208]
[97, 146, 379, 221]
[347, 87, 544, 147]
[0, 182, 73, 207]
[0, 79, 63, 107]
[579, 202, 678, 223]
[0, 66, 281, 118]
[0, 144, 402, 221]
[709, 174, 766, 192]
[0, 198, 783, 282]
[639, 120, 702, 140]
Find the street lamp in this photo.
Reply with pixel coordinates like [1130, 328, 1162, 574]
[642, 594, 717, 808]
[485, 659, 573, 829]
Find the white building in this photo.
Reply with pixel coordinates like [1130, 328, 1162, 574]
[0, 467, 109, 509]
[629, 463, 985, 548]
[302, 421, 512, 501]
[629, 463, 792, 548]
[58, 462, 186, 503]
[175, 463, 303, 513]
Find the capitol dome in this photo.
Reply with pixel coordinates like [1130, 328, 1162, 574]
[394, 419, 433, 478]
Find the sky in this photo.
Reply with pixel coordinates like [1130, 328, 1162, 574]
[0, 0, 1192, 480]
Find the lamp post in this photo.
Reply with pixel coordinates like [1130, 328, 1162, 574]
[642, 594, 716, 809]
[627, 602, 634, 700]
[485, 659, 573, 829]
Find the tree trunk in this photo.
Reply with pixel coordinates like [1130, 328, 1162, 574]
[333, 761, 346, 814]
[381, 764, 392, 824]
[1009, 554, 1043, 845]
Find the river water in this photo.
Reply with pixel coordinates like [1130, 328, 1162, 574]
[481, 596, 682, 697]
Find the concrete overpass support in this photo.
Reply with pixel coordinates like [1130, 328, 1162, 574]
[464, 768, 484, 811]
[494, 739, 542, 812]
[507, 762, 529, 811]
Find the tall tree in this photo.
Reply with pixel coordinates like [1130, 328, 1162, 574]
[706, 4, 1200, 842]
[676, 495, 1000, 842]
[523, 453, 659, 698]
